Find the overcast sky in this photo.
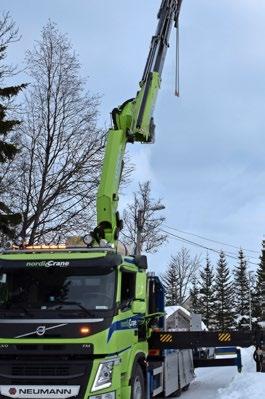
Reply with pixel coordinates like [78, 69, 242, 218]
[2, 0, 265, 273]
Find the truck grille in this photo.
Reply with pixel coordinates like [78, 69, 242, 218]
[0, 345, 93, 399]
[12, 364, 71, 377]
[0, 360, 89, 382]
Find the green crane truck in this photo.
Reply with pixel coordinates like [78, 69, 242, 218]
[0, 247, 197, 399]
[0, 1, 192, 399]
[0, 1, 264, 399]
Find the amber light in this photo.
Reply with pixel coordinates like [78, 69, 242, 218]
[148, 349, 160, 356]
[26, 244, 66, 249]
[80, 326, 90, 335]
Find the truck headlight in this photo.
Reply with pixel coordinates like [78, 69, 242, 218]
[92, 360, 115, 392]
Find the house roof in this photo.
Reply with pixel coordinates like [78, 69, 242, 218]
[165, 305, 208, 331]
[165, 305, 191, 318]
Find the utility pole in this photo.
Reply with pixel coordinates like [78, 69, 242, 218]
[262, 240, 265, 322]
[249, 270, 255, 330]
[135, 205, 165, 255]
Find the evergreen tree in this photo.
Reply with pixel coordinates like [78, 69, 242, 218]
[252, 241, 265, 321]
[189, 276, 201, 313]
[161, 261, 179, 306]
[162, 248, 200, 306]
[199, 255, 216, 330]
[213, 251, 235, 330]
[233, 249, 250, 329]
[0, 13, 26, 238]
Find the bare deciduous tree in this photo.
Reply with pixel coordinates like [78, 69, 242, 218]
[162, 247, 201, 305]
[9, 21, 105, 244]
[121, 181, 167, 254]
[0, 11, 20, 78]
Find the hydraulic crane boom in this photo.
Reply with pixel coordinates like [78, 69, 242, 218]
[92, 0, 183, 246]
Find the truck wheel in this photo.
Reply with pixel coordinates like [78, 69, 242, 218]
[131, 364, 145, 399]
[171, 388, 181, 397]
[182, 384, 190, 392]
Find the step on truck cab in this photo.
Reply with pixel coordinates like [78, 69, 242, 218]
[0, 246, 194, 399]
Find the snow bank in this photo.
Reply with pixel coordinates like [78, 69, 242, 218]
[179, 347, 263, 399]
[218, 373, 264, 399]
[218, 347, 265, 399]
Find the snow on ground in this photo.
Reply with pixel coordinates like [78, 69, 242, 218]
[174, 347, 265, 399]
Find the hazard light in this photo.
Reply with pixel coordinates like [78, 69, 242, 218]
[148, 349, 160, 356]
[25, 244, 66, 249]
[80, 326, 90, 335]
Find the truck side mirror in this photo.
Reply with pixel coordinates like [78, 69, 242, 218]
[135, 272, 146, 301]
[132, 300, 146, 314]
[0, 274, 8, 304]
[134, 255, 148, 269]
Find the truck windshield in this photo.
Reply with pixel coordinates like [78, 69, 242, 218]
[0, 267, 115, 316]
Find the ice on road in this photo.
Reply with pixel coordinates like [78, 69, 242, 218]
[175, 347, 265, 399]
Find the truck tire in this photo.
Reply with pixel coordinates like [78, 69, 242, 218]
[131, 363, 145, 399]
[170, 388, 181, 397]
[182, 383, 190, 392]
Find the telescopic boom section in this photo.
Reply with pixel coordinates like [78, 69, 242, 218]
[93, 0, 182, 246]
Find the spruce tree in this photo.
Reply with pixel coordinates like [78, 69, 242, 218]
[199, 255, 216, 330]
[0, 82, 24, 238]
[233, 249, 250, 328]
[190, 276, 201, 313]
[0, 13, 26, 238]
[161, 261, 179, 306]
[213, 251, 235, 330]
[252, 241, 265, 321]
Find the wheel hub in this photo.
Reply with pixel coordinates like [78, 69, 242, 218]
[133, 376, 142, 399]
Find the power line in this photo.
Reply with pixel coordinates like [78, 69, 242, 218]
[162, 229, 260, 266]
[162, 229, 237, 259]
[163, 224, 260, 254]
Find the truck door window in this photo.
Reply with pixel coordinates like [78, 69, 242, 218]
[120, 272, 136, 309]
[0, 273, 8, 304]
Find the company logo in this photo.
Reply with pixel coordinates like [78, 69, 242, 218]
[26, 261, 69, 268]
[120, 318, 138, 329]
[0, 385, 80, 399]
[36, 326, 46, 336]
[128, 318, 138, 328]
[20, 389, 72, 395]
[107, 315, 143, 342]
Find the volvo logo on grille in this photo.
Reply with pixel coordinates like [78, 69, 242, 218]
[36, 326, 46, 336]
